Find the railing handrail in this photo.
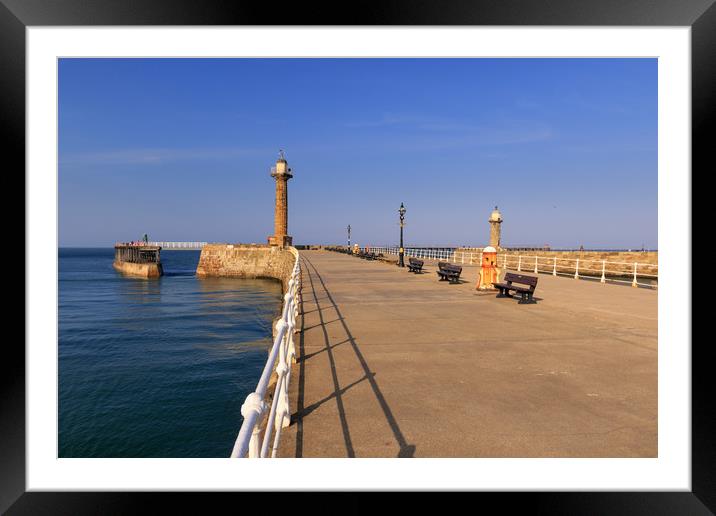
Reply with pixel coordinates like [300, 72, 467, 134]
[230, 247, 301, 458]
[146, 241, 207, 249]
[363, 247, 657, 288]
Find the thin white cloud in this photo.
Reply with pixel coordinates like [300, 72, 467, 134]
[344, 113, 475, 131]
[564, 93, 632, 115]
[59, 146, 266, 166]
[342, 113, 554, 148]
[387, 125, 555, 152]
[343, 114, 422, 128]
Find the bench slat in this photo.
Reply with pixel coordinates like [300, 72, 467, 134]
[503, 272, 538, 287]
[495, 272, 539, 303]
[436, 262, 462, 283]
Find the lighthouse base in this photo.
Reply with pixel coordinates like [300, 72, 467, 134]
[268, 235, 293, 247]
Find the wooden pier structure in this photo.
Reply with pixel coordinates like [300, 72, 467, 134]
[113, 244, 163, 278]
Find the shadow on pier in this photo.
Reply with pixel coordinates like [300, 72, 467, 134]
[291, 255, 415, 458]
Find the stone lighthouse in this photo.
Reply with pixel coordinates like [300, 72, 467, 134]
[489, 206, 503, 249]
[268, 150, 293, 247]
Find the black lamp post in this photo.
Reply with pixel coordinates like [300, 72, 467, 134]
[398, 202, 406, 267]
[347, 224, 351, 253]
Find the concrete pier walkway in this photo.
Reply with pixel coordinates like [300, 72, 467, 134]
[279, 250, 657, 458]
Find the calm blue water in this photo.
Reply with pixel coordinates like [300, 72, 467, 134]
[58, 248, 283, 457]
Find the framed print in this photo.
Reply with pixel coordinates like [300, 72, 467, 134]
[5, 0, 711, 513]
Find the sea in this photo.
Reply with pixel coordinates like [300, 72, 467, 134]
[58, 248, 283, 458]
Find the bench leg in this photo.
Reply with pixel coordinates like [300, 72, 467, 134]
[517, 292, 535, 304]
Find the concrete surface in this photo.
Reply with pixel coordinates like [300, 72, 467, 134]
[279, 250, 657, 458]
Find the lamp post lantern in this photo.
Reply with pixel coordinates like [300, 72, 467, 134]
[398, 202, 406, 267]
[347, 224, 351, 253]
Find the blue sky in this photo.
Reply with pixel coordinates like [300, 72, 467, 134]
[59, 58, 657, 248]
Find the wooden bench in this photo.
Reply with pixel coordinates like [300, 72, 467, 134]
[436, 262, 463, 284]
[493, 272, 539, 303]
[407, 257, 424, 273]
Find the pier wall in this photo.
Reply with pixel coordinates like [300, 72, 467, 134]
[112, 260, 163, 278]
[320, 245, 657, 278]
[196, 243, 297, 289]
[457, 249, 658, 276]
[196, 243, 299, 352]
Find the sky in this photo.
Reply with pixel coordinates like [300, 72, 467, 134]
[58, 58, 657, 248]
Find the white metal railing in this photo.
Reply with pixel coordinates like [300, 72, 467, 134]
[368, 246, 456, 262]
[366, 247, 657, 288]
[230, 248, 301, 458]
[147, 241, 207, 249]
[497, 253, 657, 288]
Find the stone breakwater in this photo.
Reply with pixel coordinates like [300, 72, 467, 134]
[459, 249, 658, 277]
[112, 260, 163, 278]
[196, 243, 297, 290]
[196, 244, 300, 348]
[196, 245, 300, 398]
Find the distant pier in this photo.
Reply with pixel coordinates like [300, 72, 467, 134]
[113, 243, 163, 278]
[147, 241, 207, 250]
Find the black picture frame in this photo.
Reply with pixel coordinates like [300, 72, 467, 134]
[4, 0, 709, 513]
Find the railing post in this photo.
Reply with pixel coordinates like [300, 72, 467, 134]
[632, 262, 638, 287]
[289, 279, 298, 361]
[601, 260, 606, 283]
[517, 255, 522, 272]
[534, 256, 538, 274]
[574, 258, 580, 279]
[239, 392, 267, 458]
[553, 256, 557, 276]
[276, 327, 292, 430]
[231, 249, 301, 458]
